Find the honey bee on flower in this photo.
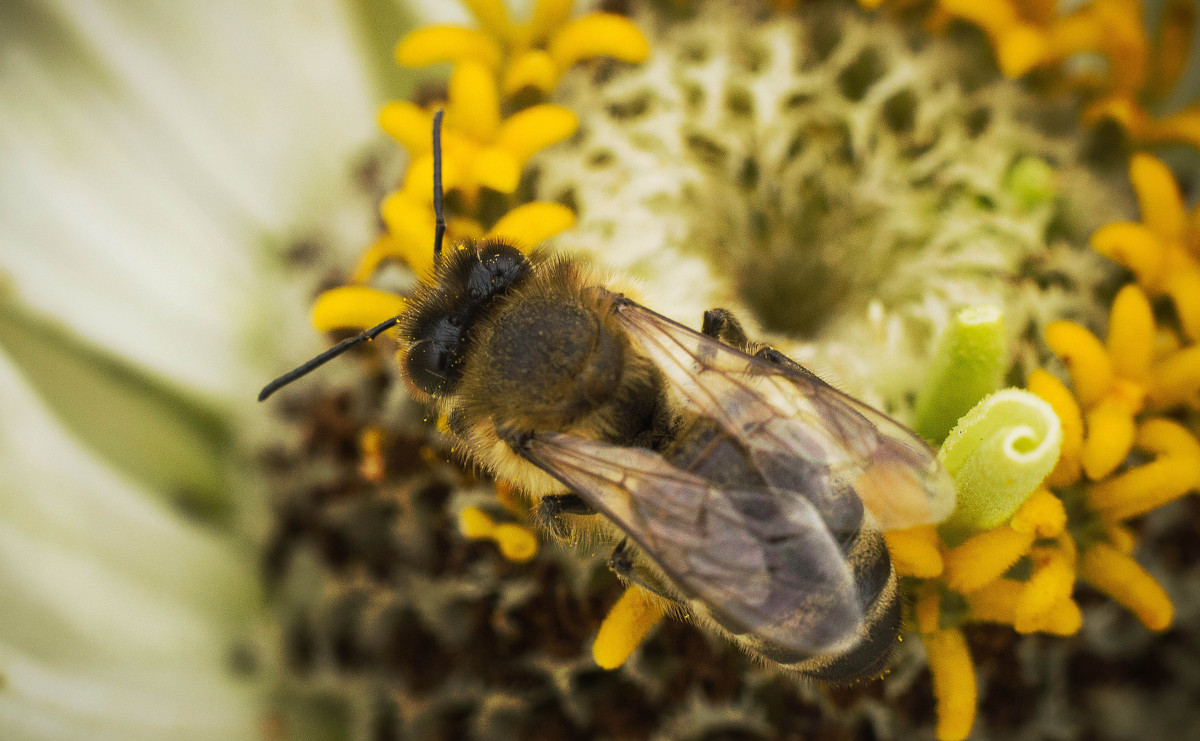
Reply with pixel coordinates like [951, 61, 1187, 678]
[11, 0, 1198, 740]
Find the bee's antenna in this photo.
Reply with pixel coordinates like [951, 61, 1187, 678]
[259, 112, 447, 402]
[432, 108, 446, 267]
[257, 315, 402, 402]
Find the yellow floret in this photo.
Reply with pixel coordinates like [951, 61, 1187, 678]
[311, 286, 406, 333]
[925, 628, 977, 741]
[942, 526, 1036, 594]
[1080, 543, 1174, 631]
[884, 525, 944, 578]
[1087, 419, 1200, 521]
[1044, 321, 1113, 408]
[1009, 488, 1066, 537]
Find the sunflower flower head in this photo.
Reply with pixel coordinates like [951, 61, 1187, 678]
[256, 2, 1200, 740]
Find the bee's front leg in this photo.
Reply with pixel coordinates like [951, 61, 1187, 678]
[608, 538, 683, 605]
[534, 493, 595, 540]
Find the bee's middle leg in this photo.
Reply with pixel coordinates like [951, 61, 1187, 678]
[534, 493, 596, 540]
[701, 308, 750, 350]
[703, 307, 823, 381]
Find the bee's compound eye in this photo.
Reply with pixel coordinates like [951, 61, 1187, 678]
[468, 242, 527, 298]
[404, 315, 464, 395]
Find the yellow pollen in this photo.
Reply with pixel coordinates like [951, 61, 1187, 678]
[458, 506, 539, 563]
[593, 585, 666, 670]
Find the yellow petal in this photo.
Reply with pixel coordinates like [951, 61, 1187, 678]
[593, 586, 666, 669]
[495, 104, 579, 167]
[1148, 0, 1194, 100]
[1106, 522, 1137, 554]
[378, 101, 433, 156]
[1013, 0, 1056, 25]
[938, 0, 1020, 33]
[1014, 547, 1076, 634]
[924, 629, 977, 741]
[358, 427, 386, 483]
[395, 26, 502, 69]
[1082, 93, 1143, 130]
[461, 0, 513, 41]
[1088, 418, 1200, 520]
[1129, 154, 1187, 243]
[1106, 285, 1155, 382]
[1026, 369, 1084, 487]
[448, 60, 500, 142]
[469, 147, 522, 194]
[1161, 267, 1200, 342]
[311, 286, 406, 333]
[402, 147, 471, 203]
[1090, 222, 1165, 288]
[1148, 344, 1200, 409]
[1044, 1, 1147, 94]
[351, 235, 405, 284]
[1088, 452, 1200, 521]
[995, 25, 1051, 77]
[1142, 102, 1200, 151]
[967, 578, 1023, 625]
[380, 191, 437, 282]
[883, 525, 945, 578]
[942, 526, 1036, 594]
[503, 50, 560, 96]
[1081, 397, 1138, 480]
[487, 202, 577, 248]
[459, 506, 497, 539]
[548, 13, 650, 71]
[528, 0, 573, 44]
[1026, 598, 1083, 635]
[1009, 487, 1066, 538]
[916, 585, 942, 635]
[493, 523, 539, 562]
[1080, 543, 1174, 631]
[1138, 417, 1200, 460]
[1044, 321, 1113, 408]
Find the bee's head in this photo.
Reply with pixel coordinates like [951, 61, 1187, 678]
[399, 238, 531, 397]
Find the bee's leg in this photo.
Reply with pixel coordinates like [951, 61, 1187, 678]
[700, 308, 750, 350]
[608, 538, 683, 605]
[753, 346, 824, 383]
[703, 308, 824, 383]
[534, 493, 595, 540]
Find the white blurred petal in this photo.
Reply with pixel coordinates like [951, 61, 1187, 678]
[0, 343, 261, 738]
[0, 0, 377, 397]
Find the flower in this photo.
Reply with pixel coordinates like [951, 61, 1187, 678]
[307, 1, 1200, 739]
[12, 1, 1200, 740]
[1, 0, 383, 737]
[396, 0, 650, 96]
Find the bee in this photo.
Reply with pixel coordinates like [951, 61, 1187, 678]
[260, 111, 956, 681]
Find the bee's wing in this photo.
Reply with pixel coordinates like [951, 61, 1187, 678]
[521, 431, 864, 656]
[611, 300, 956, 530]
